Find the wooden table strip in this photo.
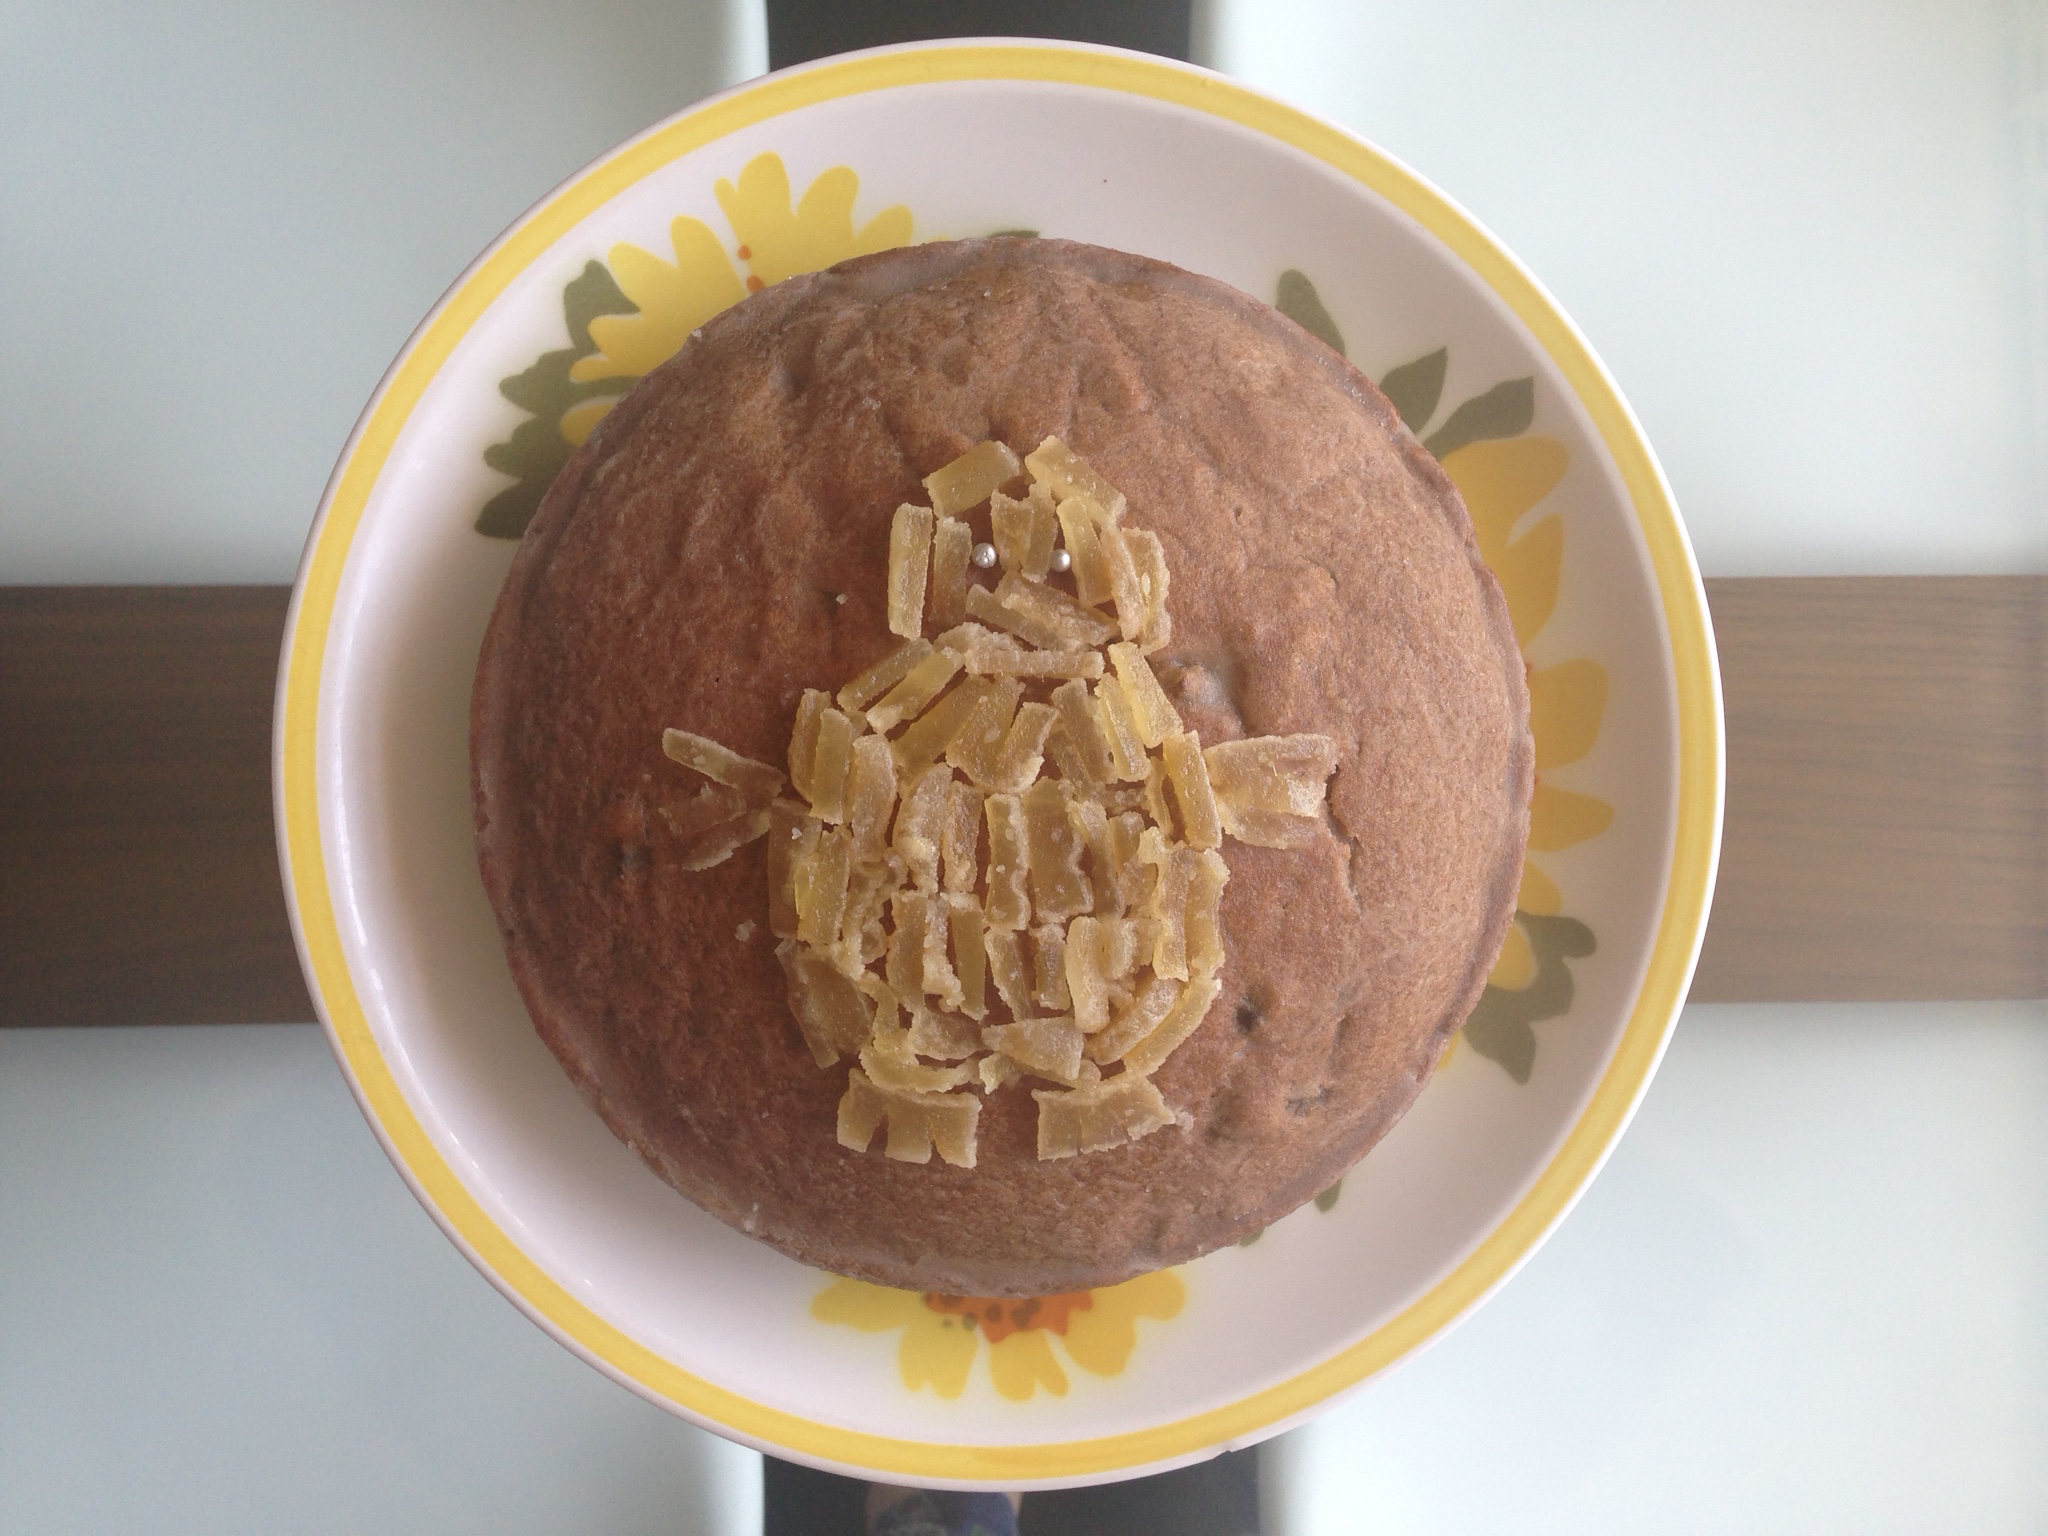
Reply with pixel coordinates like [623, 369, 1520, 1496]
[1, 578, 2041, 1026]
[1691, 575, 2044, 1001]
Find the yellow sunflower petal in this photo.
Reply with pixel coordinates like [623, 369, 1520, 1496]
[717, 153, 912, 290]
[1528, 784, 1614, 851]
[899, 1310, 979, 1398]
[1528, 659, 1609, 772]
[1487, 918, 1535, 990]
[1059, 1270, 1186, 1377]
[1517, 860, 1563, 917]
[810, 1278, 926, 1331]
[1439, 436, 1569, 563]
[1492, 513, 1564, 646]
[571, 217, 746, 383]
[558, 396, 620, 448]
[987, 1329, 1069, 1400]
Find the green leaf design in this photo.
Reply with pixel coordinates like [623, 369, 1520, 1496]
[475, 261, 638, 539]
[1422, 376, 1535, 460]
[1461, 913, 1597, 1084]
[1274, 269, 1346, 357]
[1377, 348, 1448, 434]
[987, 227, 1040, 238]
[1313, 1179, 1343, 1213]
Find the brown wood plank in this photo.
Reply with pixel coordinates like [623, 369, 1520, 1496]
[0, 577, 2040, 1025]
[0, 587, 312, 1025]
[1691, 575, 2045, 1001]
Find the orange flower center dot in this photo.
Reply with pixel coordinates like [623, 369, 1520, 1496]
[924, 1290, 1094, 1343]
[735, 245, 751, 259]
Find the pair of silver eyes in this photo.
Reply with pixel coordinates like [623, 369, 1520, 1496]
[971, 543, 1073, 573]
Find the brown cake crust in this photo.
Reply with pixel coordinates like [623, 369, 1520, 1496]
[471, 237, 1531, 1296]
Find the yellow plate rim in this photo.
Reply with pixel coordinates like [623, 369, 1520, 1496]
[275, 39, 1723, 1484]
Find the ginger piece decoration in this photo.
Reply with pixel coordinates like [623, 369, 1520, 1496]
[660, 440, 1338, 1167]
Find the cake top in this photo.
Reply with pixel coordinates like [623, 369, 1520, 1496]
[470, 237, 1531, 1295]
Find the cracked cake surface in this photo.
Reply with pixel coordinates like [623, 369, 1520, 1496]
[470, 237, 1532, 1295]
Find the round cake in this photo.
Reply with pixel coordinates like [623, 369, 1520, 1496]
[470, 237, 1532, 1296]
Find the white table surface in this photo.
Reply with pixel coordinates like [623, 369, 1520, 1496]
[3, 3, 2043, 1531]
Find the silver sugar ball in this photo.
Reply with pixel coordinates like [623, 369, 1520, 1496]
[1050, 547, 1073, 573]
[971, 542, 998, 569]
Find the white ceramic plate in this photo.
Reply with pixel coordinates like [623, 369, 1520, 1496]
[276, 41, 1721, 1488]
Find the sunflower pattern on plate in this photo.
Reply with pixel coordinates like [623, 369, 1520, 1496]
[1278, 273, 1608, 1087]
[474, 152, 914, 538]
[812, 1271, 1185, 1402]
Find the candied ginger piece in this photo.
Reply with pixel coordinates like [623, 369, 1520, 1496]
[1033, 1075, 1175, 1160]
[866, 649, 962, 735]
[1142, 754, 1176, 835]
[1160, 731, 1221, 850]
[1065, 796, 1123, 919]
[1050, 678, 1116, 786]
[845, 734, 898, 864]
[1055, 496, 1113, 608]
[1100, 916, 1143, 979]
[1096, 520, 1149, 643]
[806, 706, 856, 822]
[943, 674, 1023, 789]
[1109, 811, 1151, 910]
[893, 765, 951, 891]
[658, 781, 747, 841]
[1022, 779, 1091, 924]
[1043, 722, 1094, 790]
[1030, 923, 1073, 1012]
[929, 516, 973, 629]
[837, 639, 933, 716]
[919, 888, 965, 1010]
[793, 825, 853, 947]
[989, 702, 1057, 794]
[1092, 677, 1149, 782]
[672, 805, 770, 870]
[982, 792, 1032, 930]
[838, 1070, 979, 1167]
[860, 1040, 975, 1095]
[766, 799, 809, 939]
[1085, 973, 1183, 1064]
[1062, 915, 1115, 1033]
[946, 895, 988, 1019]
[940, 779, 983, 893]
[1120, 527, 1173, 653]
[1121, 974, 1222, 1078]
[908, 1004, 984, 1061]
[1220, 808, 1323, 848]
[959, 638, 1104, 680]
[777, 940, 872, 1067]
[924, 439, 1021, 515]
[887, 503, 935, 639]
[661, 729, 785, 804]
[977, 1052, 1024, 1094]
[1185, 848, 1228, 978]
[1108, 643, 1183, 748]
[1203, 735, 1340, 816]
[990, 485, 1057, 579]
[787, 690, 828, 803]
[1204, 735, 1339, 847]
[981, 1017, 1085, 1084]
[1138, 828, 1192, 980]
[982, 926, 1033, 1017]
[829, 853, 899, 978]
[891, 676, 989, 771]
[991, 574, 1118, 649]
[1023, 437, 1127, 523]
